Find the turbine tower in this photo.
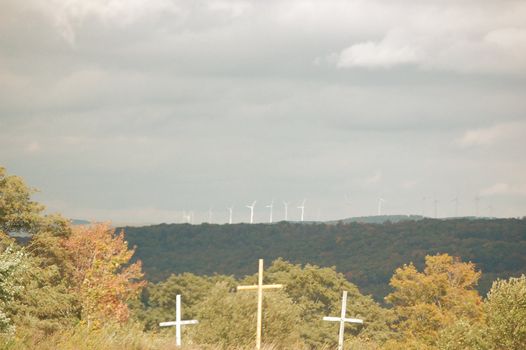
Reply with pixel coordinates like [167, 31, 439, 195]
[266, 200, 274, 223]
[183, 210, 192, 224]
[227, 206, 233, 224]
[452, 197, 459, 217]
[283, 201, 289, 221]
[475, 195, 480, 217]
[298, 199, 306, 222]
[246, 200, 256, 224]
[422, 196, 427, 217]
[434, 198, 439, 218]
[378, 198, 386, 216]
[344, 194, 352, 218]
[208, 207, 213, 223]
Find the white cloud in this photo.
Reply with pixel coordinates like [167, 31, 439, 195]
[401, 180, 418, 189]
[207, 0, 252, 17]
[337, 36, 421, 68]
[485, 27, 526, 48]
[365, 171, 383, 185]
[327, 2, 526, 73]
[481, 183, 526, 196]
[457, 122, 526, 147]
[25, 141, 41, 154]
[39, 0, 182, 43]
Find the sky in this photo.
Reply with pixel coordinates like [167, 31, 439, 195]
[1, 0, 526, 224]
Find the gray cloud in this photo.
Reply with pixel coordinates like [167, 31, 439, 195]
[1, 0, 525, 223]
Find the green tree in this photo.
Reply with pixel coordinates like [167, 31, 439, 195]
[258, 259, 393, 348]
[138, 272, 236, 330]
[0, 245, 27, 334]
[436, 318, 487, 350]
[0, 167, 81, 337]
[484, 275, 526, 350]
[191, 281, 303, 349]
[5, 248, 80, 336]
[0, 167, 44, 234]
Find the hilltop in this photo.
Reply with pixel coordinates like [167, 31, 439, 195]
[122, 217, 526, 301]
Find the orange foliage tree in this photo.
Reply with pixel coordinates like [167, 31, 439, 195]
[385, 254, 483, 347]
[64, 223, 145, 324]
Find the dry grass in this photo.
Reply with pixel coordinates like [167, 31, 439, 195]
[0, 324, 329, 350]
[1, 323, 382, 350]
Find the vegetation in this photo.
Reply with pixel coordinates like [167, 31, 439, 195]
[1, 165, 525, 349]
[122, 218, 526, 301]
[484, 275, 526, 349]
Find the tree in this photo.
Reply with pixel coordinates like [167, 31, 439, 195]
[436, 318, 486, 350]
[484, 275, 526, 350]
[0, 167, 44, 234]
[5, 244, 80, 336]
[0, 245, 26, 334]
[63, 223, 145, 324]
[137, 272, 236, 330]
[261, 259, 393, 348]
[191, 282, 303, 348]
[385, 254, 483, 347]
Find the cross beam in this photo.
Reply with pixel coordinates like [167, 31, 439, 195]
[237, 259, 283, 350]
[323, 291, 363, 350]
[159, 294, 198, 347]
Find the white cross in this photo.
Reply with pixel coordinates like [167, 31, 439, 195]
[237, 259, 283, 350]
[323, 291, 364, 350]
[159, 294, 199, 347]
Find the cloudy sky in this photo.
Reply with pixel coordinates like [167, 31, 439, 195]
[1, 0, 525, 224]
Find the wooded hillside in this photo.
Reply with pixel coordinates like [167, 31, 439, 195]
[123, 218, 526, 300]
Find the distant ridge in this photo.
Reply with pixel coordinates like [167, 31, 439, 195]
[122, 217, 526, 302]
[70, 219, 90, 225]
[326, 215, 424, 224]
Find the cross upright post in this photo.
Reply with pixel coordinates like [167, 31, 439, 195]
[159, 294, 198, 347]
[237, 259, 283, 350]
[323, 291, 364, 350]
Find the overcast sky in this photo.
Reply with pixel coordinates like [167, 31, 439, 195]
[1, 0, 525, 224]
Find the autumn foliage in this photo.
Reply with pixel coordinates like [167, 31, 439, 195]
[64, 223, 145, 324]
[385, 254, 484, 347]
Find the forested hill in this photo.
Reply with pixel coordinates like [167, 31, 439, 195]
[122, 218, 526, 301]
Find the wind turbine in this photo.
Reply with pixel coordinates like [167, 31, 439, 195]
[266, 200, 274, 223]
[183, 210, 191, 224]
[283, 201, 289, 221]
[344, 194, 352, 218]
[475, 195, 480, 217]
[298, 199, 306, 222]
[227, 206, 233, 224]
[434, 198, 439, 218]
[452, 197, 459, 217]
[487, 203, 494, 217]
[377, 198, 386, 216]
[246, 200, 256, 224]
[208, 207, 213, 223]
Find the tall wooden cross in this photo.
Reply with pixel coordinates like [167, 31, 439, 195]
[323, 291, 364, 350]
[237, 259, 283, 350]
[159, 294, 198, 347]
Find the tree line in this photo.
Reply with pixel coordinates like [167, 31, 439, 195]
[122, 217, 526, 301]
